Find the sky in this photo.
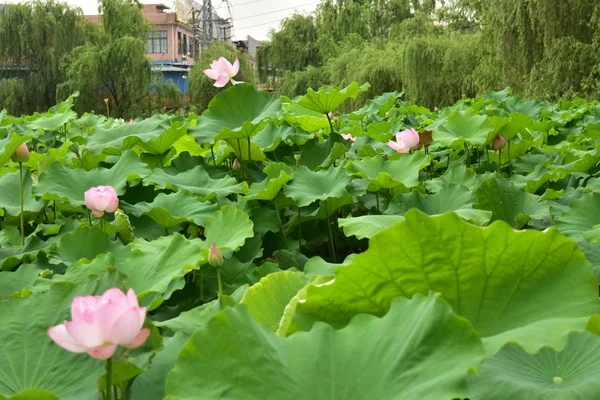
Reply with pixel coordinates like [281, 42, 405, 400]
[2, 0, 320, 40]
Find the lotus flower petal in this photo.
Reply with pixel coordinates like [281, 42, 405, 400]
[47, 324, 87, 353]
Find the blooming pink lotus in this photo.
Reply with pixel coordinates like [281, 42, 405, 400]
[341, 133, 357, 142]
[84, 185, 119, 217]
[47, 288, 150, 360]
[493, 135, 506, 150]
[387, 128, 421, 153]
[203, 57, 241, 88]
[11, 143, 29, 163]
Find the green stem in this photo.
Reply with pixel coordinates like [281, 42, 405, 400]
[247, 136, 252, 163]
[274, 201, 288, 249]
[19, 162, 24, 247]
[210, 145, 216, 166]
[486, 145, 490, 167]
[113, 386, 118, 400]
[216, 268, 223, 304]
[199, 269, 205, 302]
[165, 227, 169, 236]
[88, 209, 92, 226]
[324, 200, 337, 263]
[297, 207, 302, 252]
[507, 141, 512, 177]
[237, 139, 245, 180]
[53, 200, 56, 220]
[375, 192, 380, 214]
[498, 150, 501, 173]
[326, 113, 335, 136]
[106, 357, 113, 400]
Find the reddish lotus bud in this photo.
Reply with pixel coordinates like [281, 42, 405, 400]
[208, 243, 224, 267]
[493, 135, 506, 151]
[232, 159, 241, 170]
[11, 143, 29, 163]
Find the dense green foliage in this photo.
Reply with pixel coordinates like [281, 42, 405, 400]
[2, 81, 600, 398]
[262, 0, 600, 108]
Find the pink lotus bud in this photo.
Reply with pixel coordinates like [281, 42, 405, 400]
[129, 119, 135, 124]
[203, 57, 242, 87]
[11, 143, 29, 163]
[208, 243, 224, 267]
[341, 133, 357, 142]
[327, 112, 333, 118]
[232, 159, 241, 170]
[84, 185, 119, 218]
[387, 128, 420, 153]
[493, 135, 506, 150]
[47, 288, 150, 359]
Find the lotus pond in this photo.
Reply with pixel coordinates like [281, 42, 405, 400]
[2, 82, 600, 399]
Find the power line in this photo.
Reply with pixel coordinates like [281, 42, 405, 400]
[232, 0, 265, 7]
[236, 17, 286, 31]
[235, 1, 319, 21]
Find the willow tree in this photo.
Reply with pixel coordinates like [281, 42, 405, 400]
[0, 0, 90, 112]
[59, 0, 151, 116]
[478, 0, 599, 92]
[268, 14, 321, 72]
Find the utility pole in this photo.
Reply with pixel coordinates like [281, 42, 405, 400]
[191, 9, 198, 60]
[202, 0, 213, 49]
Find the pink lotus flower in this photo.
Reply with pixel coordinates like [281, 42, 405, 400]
[341, 133, 357, 142]
[11, 143, 29, 163]
[203, 57, 241, 88]
[208, 243, 224, 267]
[493, 135, 506, 150]
[387, 128, 421, 153]
[232, 159, 241, 170]
[47, 288, 150, 360]
[85, 185, 119, 217]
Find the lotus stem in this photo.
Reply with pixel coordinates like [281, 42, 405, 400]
[274, 201, 288, 249]
[247, 136, 252, 163]
[507, 141, 512, 177]
[324, 200, 337, 263]
[326, 113, 335, 135]
[106, 357, 113, 400]
[375, 192, 380, 214]
[210, 145, 216, 166]
[498, 150, 501, 173]
[17, 162, 25, 246]
[199, 269, 205, 302]
[18, 162, 25, 246]
[297, 207, 302, 252]
[87, 209, 92, 227]
[216, 268, 223, 304]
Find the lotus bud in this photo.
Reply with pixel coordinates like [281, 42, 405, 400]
[313, 133, 319, 142]
[493, 135, 506, 150]
[232, 159, 241, 170]
[294, 153, 301, 167]
[208, 243, 224, 267]
[11, 143, 30, 163]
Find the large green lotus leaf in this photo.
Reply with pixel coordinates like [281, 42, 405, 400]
[119, 234, 204, 310]
[33, 254, 119, 292]
[467, 331, 600, 400]
[253, 123, 300, 151]
[288, 210, 600, 354]
[475, 178, 551, 229]
[553, 148, 600, 176]
[283, 103, 330, 132]
[240, 271, 311, 332]
[0, 133, 29, 169]
[338, 215, 404, 239]
[0, 169, 45, 216]
[0, 273, 123, 399]
[26, 109, 77, 131]
[129, 332, 189, 400]
[49, 226, 129, 265]
[555, 192, 600, 243]
[426, 165, 484, 192]
[430, 110, 496, 149]
[155, 287, 247, 335]
[0, 264, 41, 296]
[283, 164, 352, 207]
[165, 294, 484, 400]
[245, 162, 293, 201]
[349, 91, 401, 119]
[195, 83, 281, 144]
[137, 121, 187, 155]
[33, 150, 150, 206]
[224, 137, 266, 162]
[203, 206, 254, 256]
[85, 115, 168, 154]
[345, 152, 427, 193]
[386, 184, 492, 226]
[123, 192, 218, 229]
[296, 82, 370, 114]
[143, 166, 245, 201]
[0, 234, 51, 271]
[496, 112, 535, 141]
